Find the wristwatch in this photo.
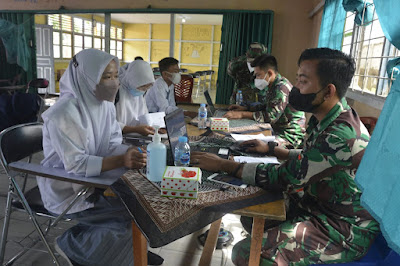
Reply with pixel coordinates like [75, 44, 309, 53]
[267, 142, 278, 156]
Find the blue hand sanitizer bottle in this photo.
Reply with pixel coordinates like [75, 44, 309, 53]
[146, 126, 167, 182]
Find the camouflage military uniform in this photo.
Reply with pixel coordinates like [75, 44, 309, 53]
[233, 99, 379, 265]
[249, 74, 306, 149]
[227, 45, 269, 104]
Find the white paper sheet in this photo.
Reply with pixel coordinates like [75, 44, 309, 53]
[234, 156, 280, 165]
[138, 112, 166, 128]
[231, 133, 275, 143]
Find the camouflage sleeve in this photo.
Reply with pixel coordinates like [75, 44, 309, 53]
[241, 133, 351, 191]
[253, 83, 290, 123]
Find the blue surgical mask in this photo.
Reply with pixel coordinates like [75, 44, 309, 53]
[127, 87, 145, 97]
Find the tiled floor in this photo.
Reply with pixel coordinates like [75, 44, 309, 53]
[0, 154, 247, 266]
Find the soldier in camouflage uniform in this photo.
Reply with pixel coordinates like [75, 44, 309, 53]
[225, 54, 306, 149]
[228, 42, 269, 104]
[192, 48, 379, 265]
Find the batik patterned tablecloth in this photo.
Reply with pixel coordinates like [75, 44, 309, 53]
[112, 170, 282, 248]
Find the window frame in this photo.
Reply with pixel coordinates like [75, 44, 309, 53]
[342, 6, 399, 110]
[47, 14, 123, 60]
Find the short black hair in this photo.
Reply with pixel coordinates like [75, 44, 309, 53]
[298, 48, 355, 99]
[159, 57, 179, 73]
[250, 54, 278, 72]
[134, 56, 144, 60]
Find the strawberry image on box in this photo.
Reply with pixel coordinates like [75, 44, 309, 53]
[161, 166, 202, 199]
[210, 117, 229, 132]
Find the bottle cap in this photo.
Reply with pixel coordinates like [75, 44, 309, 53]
[178, 136, 188, 142]
[200, 103, 206, 107]
[238, 90, 242, 93]
[152, 126, 161, 143]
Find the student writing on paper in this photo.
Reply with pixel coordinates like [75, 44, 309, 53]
[115, 60, 156, 136]
[225, 54, 306, 149]
[192, 48, 379, 265]
[37, 49, 162, 266]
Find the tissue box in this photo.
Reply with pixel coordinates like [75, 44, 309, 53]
[161, 166, 202, 199]
[210, 118, 229, 131]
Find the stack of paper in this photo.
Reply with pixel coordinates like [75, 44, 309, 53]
[138, 112, 166, 128]
[231, 133, 275, 143]
[234, 156, 280, 165]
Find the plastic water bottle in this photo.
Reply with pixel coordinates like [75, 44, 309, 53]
[198, 103, 207, 129]
[236, 90, 243, 105]
[174, 136, 190, 166]
[146, 126, 167, 182]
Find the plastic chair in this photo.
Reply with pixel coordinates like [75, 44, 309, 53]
[0, 122, 60, 265]
[174, 74, 194, 103]
[179, 68, 188, 73]
[312, 233, 400, 266]
[360, 117, 378, 135]
[204, 70, 215, 90]
[152, 67, 160, 72]
[194, 71, 207, 97]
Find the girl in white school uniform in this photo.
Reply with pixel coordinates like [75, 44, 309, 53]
[115, 60, 156, 136]
[36, 49, 146, 265]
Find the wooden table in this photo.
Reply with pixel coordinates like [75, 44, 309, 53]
[132, 105, 286, 266]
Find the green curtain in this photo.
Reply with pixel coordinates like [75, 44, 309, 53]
[354, 0, 400, 255]
[342, 0, 374, 26]
[0, 13, 36, 88]
[216, 12, 273, 104]
[318, 0, 347, 49]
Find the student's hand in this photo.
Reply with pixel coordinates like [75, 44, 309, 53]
[135, 125, 155, 136]
[124, 147, 147, 169]
[228, 104, 248, 111]
[240, 139, 269, 154]
[158, 128, 167, 134]
[191, 152, 224, 172]
[223, 111, 243, 119]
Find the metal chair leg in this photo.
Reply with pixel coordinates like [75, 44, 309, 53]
[0, 185, 14, 264]
[10, 178, 60, 266]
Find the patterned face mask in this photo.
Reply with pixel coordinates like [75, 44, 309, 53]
[95, 79, 119, 102]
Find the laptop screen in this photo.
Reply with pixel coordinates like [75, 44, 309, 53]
[203, 90, 216, 115]
[164, 108, 188, 161]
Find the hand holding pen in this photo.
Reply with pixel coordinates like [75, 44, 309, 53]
[124, 146, 147, 169]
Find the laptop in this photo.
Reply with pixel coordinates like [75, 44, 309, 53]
[204, 90, 228, 117]
[164, 108, 231, 160]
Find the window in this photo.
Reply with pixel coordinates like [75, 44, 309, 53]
[48, 14, 123, 60]
[342, 6, 399, 100]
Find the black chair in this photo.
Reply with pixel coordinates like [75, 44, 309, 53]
[179, 68, 188, 73]
[152, 67, 160, 72]
[0, 122, 60, 265]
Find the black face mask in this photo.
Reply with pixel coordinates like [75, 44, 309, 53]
[289, 86, 325, 113]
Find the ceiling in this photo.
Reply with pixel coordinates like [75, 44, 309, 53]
[107, 13, 223, 25]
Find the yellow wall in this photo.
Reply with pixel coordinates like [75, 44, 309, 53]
[124, 23, 221, 86]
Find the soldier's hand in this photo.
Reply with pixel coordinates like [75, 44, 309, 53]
[228, 104, 248, 111]
[223, 111, 243, 119]
[124, 147, 147, 169]
[191, 152, 223, 172]
[240, 139, 269, 154]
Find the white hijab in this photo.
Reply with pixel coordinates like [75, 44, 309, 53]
[116, 60, 155, 127]
[42, 49, 121, 157]
[119, 60, 155, 90]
